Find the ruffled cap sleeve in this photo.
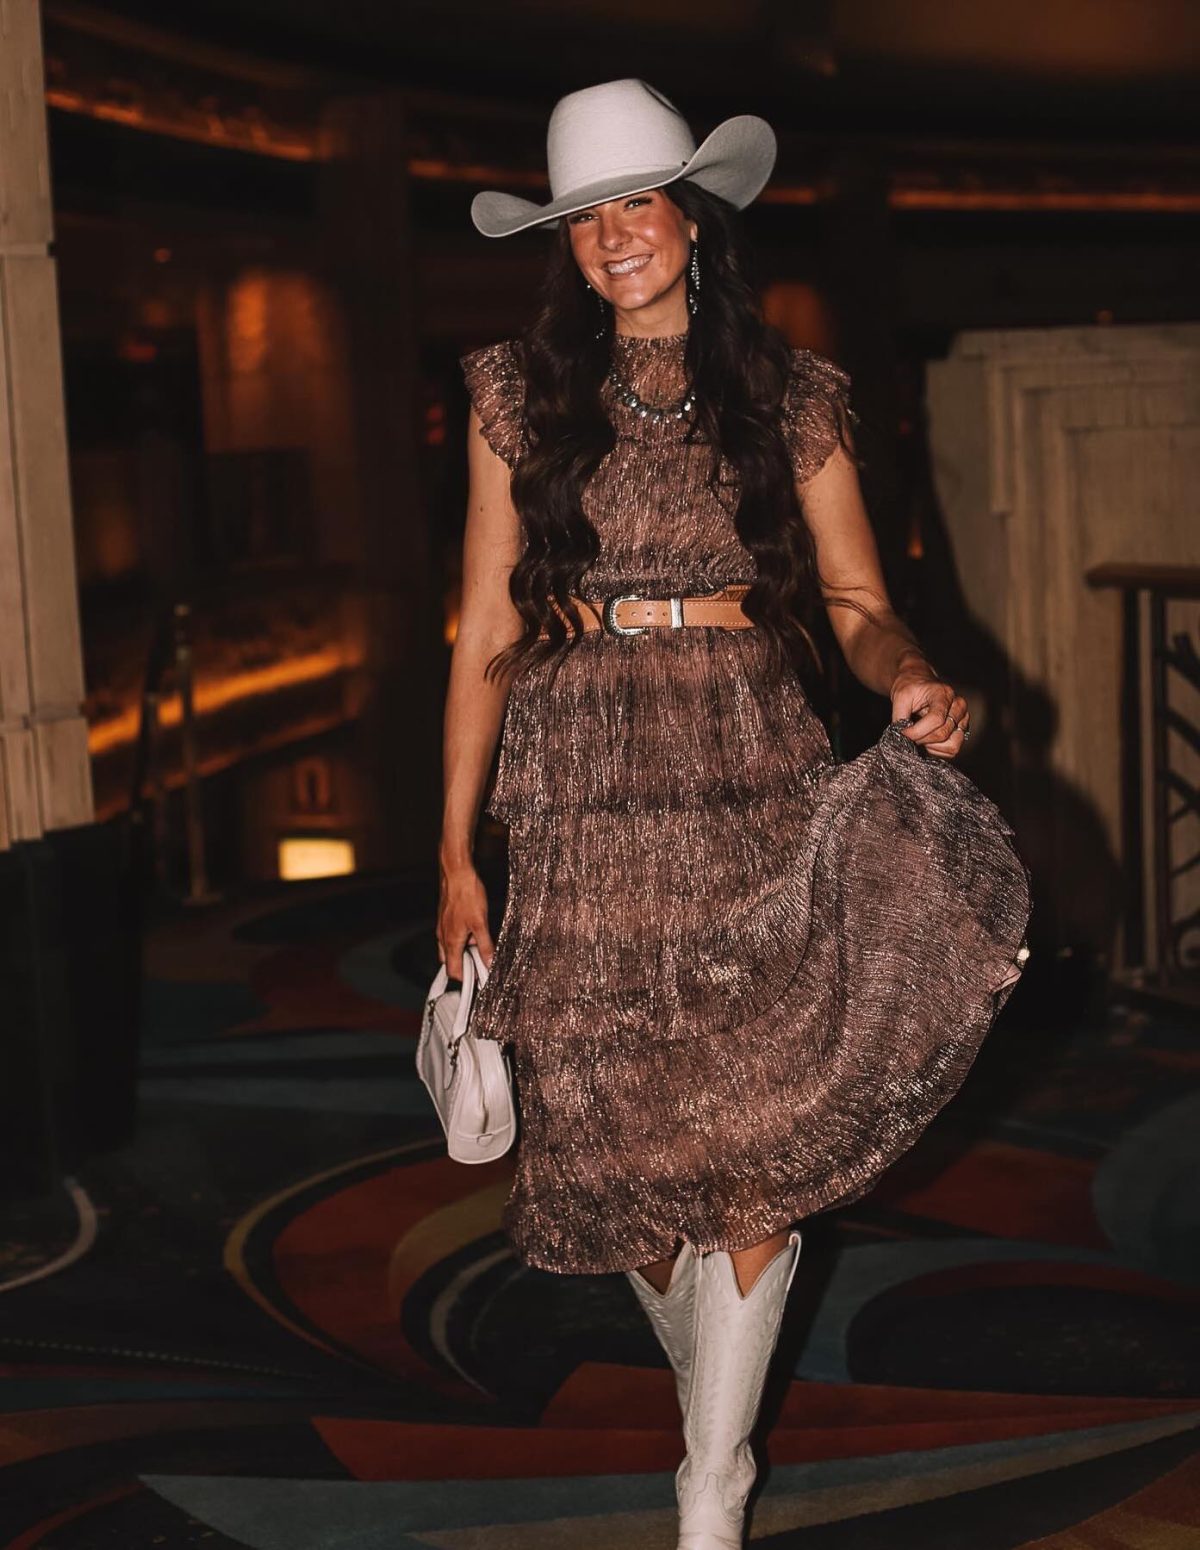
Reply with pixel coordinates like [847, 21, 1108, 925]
[780, 346, 859, 485]
[460, 338, 528, 469]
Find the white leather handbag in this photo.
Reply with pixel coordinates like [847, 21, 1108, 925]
[416, 941, 517, 1164]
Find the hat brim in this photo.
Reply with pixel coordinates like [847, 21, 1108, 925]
[471, 114, 777, 238]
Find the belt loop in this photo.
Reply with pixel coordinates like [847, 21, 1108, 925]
[669, 596, 684, 628]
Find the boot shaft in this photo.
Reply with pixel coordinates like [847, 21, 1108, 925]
[676, 1230, 802, 1547]
[625, 1242, 699, 1411]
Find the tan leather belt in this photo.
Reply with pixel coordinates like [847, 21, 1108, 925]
[539, 582, 755, 638]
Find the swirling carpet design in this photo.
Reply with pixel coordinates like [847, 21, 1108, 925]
[1, 869, 1197, 1547]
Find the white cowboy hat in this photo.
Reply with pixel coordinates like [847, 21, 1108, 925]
[471, 78, 777, 239]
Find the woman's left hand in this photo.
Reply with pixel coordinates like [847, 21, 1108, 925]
[891, 672, 970, 760]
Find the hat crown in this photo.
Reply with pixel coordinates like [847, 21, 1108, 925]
[469, 78, 776, 237]
[546, 79, 697, 199]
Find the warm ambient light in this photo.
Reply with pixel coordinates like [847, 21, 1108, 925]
[44, 87, 318, 162]
[278, 837, 356, 881]
[87, 646, 361, 757]
[41, 95, 1200, 213]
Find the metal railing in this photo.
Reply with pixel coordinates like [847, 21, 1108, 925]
[1086, 562, 1200, 996]
[130, 600, 213, 904]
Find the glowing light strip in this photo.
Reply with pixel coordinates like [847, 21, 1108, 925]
[761, 185, 1200, 212]
[44, 93, 1198, 211]
[888, 188, 1200, 212]
[87, 647, 360, 757]
[45, 87, 318, 161]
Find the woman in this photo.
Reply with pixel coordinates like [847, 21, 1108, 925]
[438, 79, 1030, 1550]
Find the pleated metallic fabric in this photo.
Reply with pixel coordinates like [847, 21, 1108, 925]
[458, 330, 1032, 1275]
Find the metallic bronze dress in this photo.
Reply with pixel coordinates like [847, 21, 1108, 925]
[459, 331, 1032, 1275]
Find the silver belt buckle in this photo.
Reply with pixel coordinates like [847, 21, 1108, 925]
[602, 592, 649, 636]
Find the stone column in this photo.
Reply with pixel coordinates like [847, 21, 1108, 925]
[317, 92, 444, 871]
[814, 149, 909, 755]
[0, 3, 131, 1198]
[816, 150, 905, 577]
[926, 324, 1200, 968]
[0, 0, 93, 848]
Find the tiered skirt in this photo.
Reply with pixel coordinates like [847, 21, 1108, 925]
[471, 628, 1032, 1274]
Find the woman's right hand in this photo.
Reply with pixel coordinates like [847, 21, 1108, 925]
[437, 861, 495, 980]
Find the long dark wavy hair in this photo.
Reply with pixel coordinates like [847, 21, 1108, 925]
[484, 177, 872, 688]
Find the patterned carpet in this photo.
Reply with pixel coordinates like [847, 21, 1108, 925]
[1, 868, 1198, 1548]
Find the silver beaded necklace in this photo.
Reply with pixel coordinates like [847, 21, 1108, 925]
[607, 365, 697, 423]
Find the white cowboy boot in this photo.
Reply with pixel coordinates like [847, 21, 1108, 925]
[625, 1241, 699, 1413]
[675, 1230, 802, 1550]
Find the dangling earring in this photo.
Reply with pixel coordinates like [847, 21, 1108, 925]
[687, 241, 701, 315]
[584, 279, 610, 340]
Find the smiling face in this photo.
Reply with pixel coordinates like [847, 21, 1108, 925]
[566, 186, 698, 336]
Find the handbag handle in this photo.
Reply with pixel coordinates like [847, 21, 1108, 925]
[426, 941, 491, 1055]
